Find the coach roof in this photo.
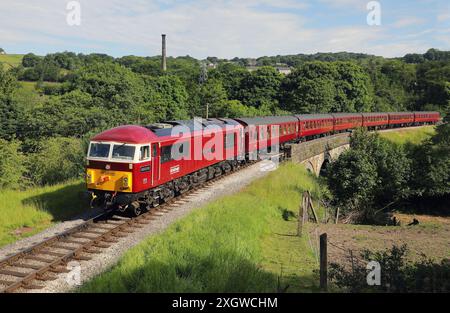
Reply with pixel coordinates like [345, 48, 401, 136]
[295, 114, 334, 120]
[234, 116, 298, 126]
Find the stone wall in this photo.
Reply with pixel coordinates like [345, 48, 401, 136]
[289, 133, 350, 175]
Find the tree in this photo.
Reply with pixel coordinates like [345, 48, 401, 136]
[27, 137, 85, 186]
[0, 67, 20, 140]
[410, 123, 450, 198]
[142, 75, 189, 122]
[0, 139, 25, 189]
[72, 62, 145, 111]
[279, 62, 337, 113]
[0, 48, 4, 54]
[209, 63, 249, 101]
[214, 100, 259, 118]
[237, 66, 282, 111]
[327, 129, 411, 223]
[22, 53, 41, 67]
[198, 79, 228, 118]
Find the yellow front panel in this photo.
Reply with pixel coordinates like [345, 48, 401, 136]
[86, 168, 133, 193]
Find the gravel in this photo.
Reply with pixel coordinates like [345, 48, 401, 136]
[0, 161, 272, 293]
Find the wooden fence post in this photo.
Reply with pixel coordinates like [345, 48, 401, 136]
[307, 190, 318, 223]
[302, 191, 309, 223]
[297, 198, 304, 237]
[319, 233, 328, 291]
[335, 207, 340, 224]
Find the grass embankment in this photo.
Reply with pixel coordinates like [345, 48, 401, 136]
[379, 126, 435, 145]
[81, 163, 325, 292]
[0, 180, 87, 247]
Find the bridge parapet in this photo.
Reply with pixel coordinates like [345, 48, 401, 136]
[289, 133, 350, 163]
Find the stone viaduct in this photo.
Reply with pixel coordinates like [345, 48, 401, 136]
[288, 133, 350, 176]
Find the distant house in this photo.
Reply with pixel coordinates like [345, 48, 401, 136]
[246, 65, 260, 72]
[276, 66, 292, 75]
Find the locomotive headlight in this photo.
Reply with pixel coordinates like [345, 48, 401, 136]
[123, 177, 129, 188]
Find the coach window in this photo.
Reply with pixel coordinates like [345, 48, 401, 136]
[152, 144, 158, 158]
[140, 145, 150, 161]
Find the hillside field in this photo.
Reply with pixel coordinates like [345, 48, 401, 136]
[379, 125, 435, 145]
[0, 54, 23, 69]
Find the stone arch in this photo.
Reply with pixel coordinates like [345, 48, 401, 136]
[304, 161, 315, 174]
[318, 152, 332, 176]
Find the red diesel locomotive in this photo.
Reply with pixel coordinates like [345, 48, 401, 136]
[86, 111, 440, 215]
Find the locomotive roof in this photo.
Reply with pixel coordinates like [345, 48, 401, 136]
[295, 114, 334, 120]
[234, 116, 298, 126]
[146, 118, 241, 137]
[91, 125, 158, 144]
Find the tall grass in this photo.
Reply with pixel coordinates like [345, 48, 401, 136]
[379, 126, 435, 145]
[0, 180, 87, 247]
[81, 163, 324, 292]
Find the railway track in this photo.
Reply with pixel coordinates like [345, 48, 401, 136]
[0, 161, 260, 293]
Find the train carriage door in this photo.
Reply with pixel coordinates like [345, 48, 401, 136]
[139, 145, 152, 189]
[151, 143, 160, 185]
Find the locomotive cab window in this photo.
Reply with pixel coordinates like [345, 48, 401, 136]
[112, 144, 136, 161]
[89, 143, 110, 158]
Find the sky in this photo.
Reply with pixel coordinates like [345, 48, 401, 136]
[0, 0, 449, 59]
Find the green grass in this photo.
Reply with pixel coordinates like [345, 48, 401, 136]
[379, 126, 435, 145]
[0, 180, 88, 247]
[80, 163, 323, 292]
[0, 54, 23, 69]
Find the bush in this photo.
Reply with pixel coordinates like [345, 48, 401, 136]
[27, 137, 85, 186]
[0, 139, 26, 189]
[329, 245, 450, 292]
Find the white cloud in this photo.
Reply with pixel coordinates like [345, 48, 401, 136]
[393, 17, 426, 28]
[0, 0, 444, 58]
[437, 12, 450, 22]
